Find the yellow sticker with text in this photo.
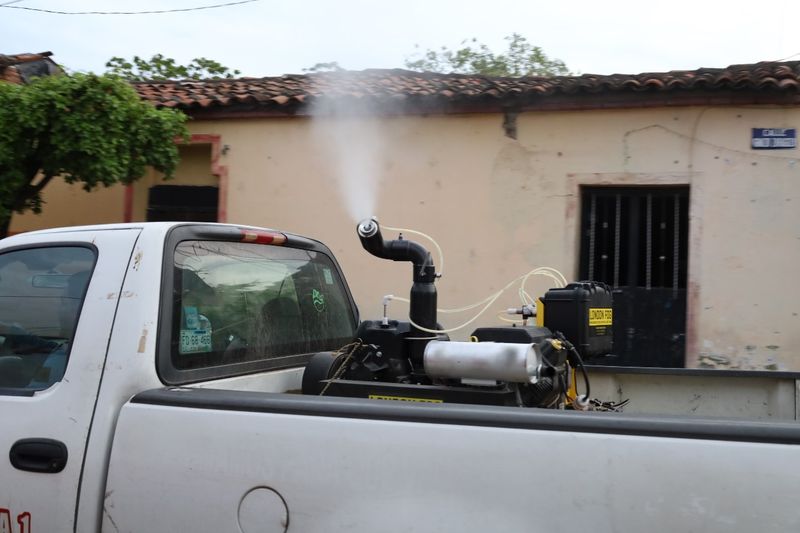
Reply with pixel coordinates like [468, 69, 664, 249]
[368, 395, 443, 403]
[589, 308, 613, 326]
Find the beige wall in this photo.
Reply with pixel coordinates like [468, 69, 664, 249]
[12, 105, 800, 370]
[10, 179, 126, 233]
[190, 106, 800, 370]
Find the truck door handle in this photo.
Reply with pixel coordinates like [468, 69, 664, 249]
[10, 438, 68, 473]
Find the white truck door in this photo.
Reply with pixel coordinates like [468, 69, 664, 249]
[0, 229, 140, 533]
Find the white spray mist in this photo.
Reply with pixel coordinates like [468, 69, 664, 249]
[308, 80, 393, 223]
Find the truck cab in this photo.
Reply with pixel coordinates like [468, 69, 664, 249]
[0, 222, 357, 532]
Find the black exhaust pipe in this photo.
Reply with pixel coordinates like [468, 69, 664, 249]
[357, 218, 438, 366]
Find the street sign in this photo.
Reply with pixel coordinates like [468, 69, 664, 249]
[751, 128, 796, 149]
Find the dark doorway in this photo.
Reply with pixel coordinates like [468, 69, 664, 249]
[147, 185, 218, 222]
[579, 186, 689, 367]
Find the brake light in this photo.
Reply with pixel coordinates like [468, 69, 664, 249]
[240, 230, 287, 245]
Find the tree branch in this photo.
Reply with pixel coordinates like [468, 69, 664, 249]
[10, 172, 55, 213]
[31, 172, 55, 195]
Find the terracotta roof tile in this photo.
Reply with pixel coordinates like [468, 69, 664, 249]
[133, 61, 800, 114]
[0, 51, 61, 84]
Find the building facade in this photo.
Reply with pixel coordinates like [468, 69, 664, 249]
[11, 63, 800, 370]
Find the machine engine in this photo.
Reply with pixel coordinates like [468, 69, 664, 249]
[301, 218, 613, 409]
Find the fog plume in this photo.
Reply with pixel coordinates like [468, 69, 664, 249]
[309, 87, 393, 223]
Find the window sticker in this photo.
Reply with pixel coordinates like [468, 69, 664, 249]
[181, 306, 212, 353]
[180, 329, 212, 354]
[311, 288, 326, 312]
[323, 268, 334, 285]
[184, 306, 200, 329]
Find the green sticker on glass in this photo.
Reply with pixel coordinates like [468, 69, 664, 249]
[312, 288, 326, 312]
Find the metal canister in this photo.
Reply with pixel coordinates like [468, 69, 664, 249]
[423, 341, 542, 384]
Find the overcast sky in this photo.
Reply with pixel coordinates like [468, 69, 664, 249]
[2, 0, 800, 77]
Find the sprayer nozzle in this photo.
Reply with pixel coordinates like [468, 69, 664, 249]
[357, 217, 379, 238]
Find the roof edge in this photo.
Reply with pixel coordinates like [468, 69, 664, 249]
[134, 61, 800, 116]
[180, 89, 800, 120]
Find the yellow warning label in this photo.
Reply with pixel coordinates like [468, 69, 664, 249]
[536, 298, 544, 327]
[588, 308, 613, 326]
[368, 395, 443, 403]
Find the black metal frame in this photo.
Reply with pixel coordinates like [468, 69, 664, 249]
[579, 186, 690, 290]
[579, 186, 690, 367]
[146, 185, 220, 223]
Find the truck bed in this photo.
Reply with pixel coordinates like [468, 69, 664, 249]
[191, 364, 800, 420]
[103, 385, 800, 533]
[587, 365, 800, 419]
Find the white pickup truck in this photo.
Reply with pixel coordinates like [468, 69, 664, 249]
[0, 221, 798, 533]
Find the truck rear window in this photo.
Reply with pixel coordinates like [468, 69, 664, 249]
[170, 240, 356, 371]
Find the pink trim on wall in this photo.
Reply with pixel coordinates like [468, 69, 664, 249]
[191, 134, 229, 223]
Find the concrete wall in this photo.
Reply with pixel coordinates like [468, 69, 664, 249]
[11, 105, 800, 370]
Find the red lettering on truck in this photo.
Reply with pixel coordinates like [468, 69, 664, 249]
[0, 510, 30, 533]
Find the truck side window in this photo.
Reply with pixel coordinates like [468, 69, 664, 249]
[0, 246, 95, 392]
[171, 241, 356, 371]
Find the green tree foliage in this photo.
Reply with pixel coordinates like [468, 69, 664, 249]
[105, 54, 241, 81]
[0, 73, 188, 236]
[405, 33, 570, 77]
